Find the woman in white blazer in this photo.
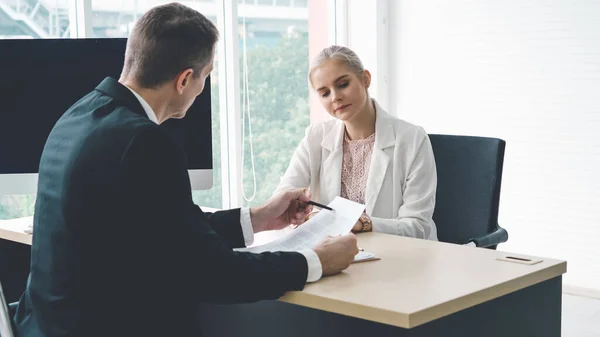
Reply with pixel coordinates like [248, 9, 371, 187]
[276, 46, 438, 240]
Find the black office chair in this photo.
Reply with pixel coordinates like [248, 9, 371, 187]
[428, 134, 509, 249]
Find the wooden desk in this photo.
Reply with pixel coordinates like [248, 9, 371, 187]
[198, 232, 566, 337]
[0, 226, 566, 336]
[0, 218, 32, 246]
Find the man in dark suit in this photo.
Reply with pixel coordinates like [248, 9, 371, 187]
[12, 3, 358, 336]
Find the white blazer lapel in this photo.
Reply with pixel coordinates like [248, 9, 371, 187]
[320, 121, 345, 203]
[365, 101, 396, 214]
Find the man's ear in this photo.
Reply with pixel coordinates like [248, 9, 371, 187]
[363, 69, 372, 89]
[175, 68, 194, 94]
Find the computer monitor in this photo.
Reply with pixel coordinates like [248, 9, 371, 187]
[0, 38, 213, 195]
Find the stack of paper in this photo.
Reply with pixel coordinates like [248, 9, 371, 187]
[236, 197, 378, 263]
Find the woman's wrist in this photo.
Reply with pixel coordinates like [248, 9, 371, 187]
[353, 213, 373, 233]
[362, 213, 373, 232]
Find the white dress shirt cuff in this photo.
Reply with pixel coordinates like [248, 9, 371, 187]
[299, 249, 323, 283]
[239, 207, 255, 246]
[240, 208, 321, 282]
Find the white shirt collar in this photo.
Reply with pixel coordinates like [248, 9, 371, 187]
[123, 84, 159, 125]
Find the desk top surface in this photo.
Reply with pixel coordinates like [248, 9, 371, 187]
[0, 223, 566, 329]
[0, 217, 32, 245]
[280, 232, 566, 328]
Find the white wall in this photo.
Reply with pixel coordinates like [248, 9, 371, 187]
[388, 0, 600, 292]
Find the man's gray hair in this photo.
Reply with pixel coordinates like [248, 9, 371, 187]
[122, 2, 219, 88]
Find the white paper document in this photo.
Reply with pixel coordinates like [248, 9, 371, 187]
[353, 250, 380, 263]
[236, 197, 365, 254]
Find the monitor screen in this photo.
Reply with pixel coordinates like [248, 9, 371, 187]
[0, 38, 213, 195]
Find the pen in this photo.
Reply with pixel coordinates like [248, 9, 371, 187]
[306, 200, 334, 211]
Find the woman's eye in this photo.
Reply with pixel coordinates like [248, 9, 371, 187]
[321, 91, 330, 97]
[339, 82, 349, 88]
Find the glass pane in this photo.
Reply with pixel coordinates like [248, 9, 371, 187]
[91, 0, 223, 208]
[0, 0, 72, 39]
[275, 0, 292, 7]
[238, 0, 315, 207]
[294, 0, 308, 8]
[0, 0, 74, 219]
[91, 1, 217, 38]
[0, 195, 35, 220]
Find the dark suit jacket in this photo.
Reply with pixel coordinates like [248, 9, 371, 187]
[13, 77, 309, 337]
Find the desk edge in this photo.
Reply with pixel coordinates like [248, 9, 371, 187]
[408, 261, 566, 327]
[279, 261, 567, 329]
[0, 228, 32, 245]
[279, 291, 411, 328]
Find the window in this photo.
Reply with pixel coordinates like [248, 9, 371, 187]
[238, 1, 311, 207]
[90, 0, 223, 208]
[0, 0, 335, 219]
[238, 0, 331, 207]
[0, 0, 71, 39]
[90, 0, 218, 38]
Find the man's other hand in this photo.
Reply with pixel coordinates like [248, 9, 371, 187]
[313, 234, 359, 276]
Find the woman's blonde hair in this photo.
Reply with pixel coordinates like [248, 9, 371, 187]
[308, 45, 365, 88]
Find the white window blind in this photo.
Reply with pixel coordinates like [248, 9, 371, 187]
[389, 0, 600, 292]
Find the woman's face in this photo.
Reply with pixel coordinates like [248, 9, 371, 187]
[310, 59, 371, 122]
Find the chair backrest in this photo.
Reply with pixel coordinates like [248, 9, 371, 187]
[0, 282, 15, 337]
[428, 134, 505, 246]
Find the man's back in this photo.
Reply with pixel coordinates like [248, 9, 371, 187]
[14, 79, 203, 336]
[13, 78, 311, 337]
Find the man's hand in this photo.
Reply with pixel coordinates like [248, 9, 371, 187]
[250, 188, 313, 233]
[313, 234, 359, 276]
[305, 211, 319, 221]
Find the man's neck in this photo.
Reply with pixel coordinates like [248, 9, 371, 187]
[119, 78, 171, 124]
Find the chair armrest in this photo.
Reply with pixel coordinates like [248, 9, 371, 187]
[469, 225, 508, 248]
[8, 302, 17, 320]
